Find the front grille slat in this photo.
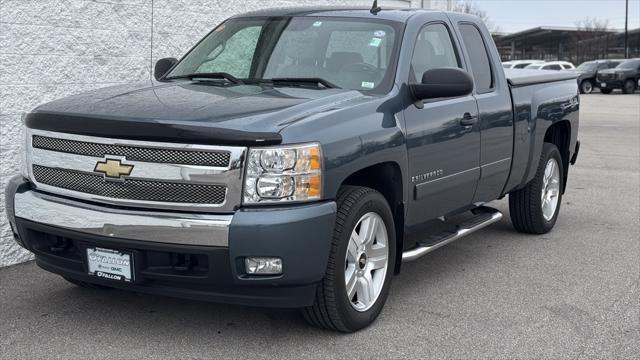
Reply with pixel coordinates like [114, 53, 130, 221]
[32, 135, 230, 167]
[33, 165, 226, 204]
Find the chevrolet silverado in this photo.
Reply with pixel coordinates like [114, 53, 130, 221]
[5, 7, 580, 332]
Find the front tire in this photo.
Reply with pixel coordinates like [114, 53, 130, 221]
[580, 80, 593, 94]
[623, 79, 636, 94]
[303, 186, 396, 332]
[509, 143, 564, 234]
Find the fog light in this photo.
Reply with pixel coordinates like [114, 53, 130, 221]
[245, 257, 283, 275]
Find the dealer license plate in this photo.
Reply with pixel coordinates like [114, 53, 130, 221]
[601, 83, 606, 88]
[87, 247, 133, 282]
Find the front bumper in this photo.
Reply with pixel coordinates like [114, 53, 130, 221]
[5, 176, 337, 308]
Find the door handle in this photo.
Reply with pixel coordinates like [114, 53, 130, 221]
[460, 113, 478, 126]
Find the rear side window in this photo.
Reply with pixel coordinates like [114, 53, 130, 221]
[544, 64, 562, 70]
[459, 24, 493, 92]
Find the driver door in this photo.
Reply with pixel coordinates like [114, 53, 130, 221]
[403, 22, 481, 226]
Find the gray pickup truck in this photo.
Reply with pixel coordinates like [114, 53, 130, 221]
[5, 7, 580, 332]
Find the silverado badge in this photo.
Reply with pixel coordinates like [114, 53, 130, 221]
[94, 159, 133, 179]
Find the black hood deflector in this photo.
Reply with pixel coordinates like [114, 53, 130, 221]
[25, 112, 283, 146]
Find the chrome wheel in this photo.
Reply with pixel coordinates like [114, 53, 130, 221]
[344, 212, 389, 312]
[541, 158, 560, 221]
[581, 81, 593, 94]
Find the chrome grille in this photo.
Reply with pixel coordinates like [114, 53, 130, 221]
[32, 135, 230, 167]
[33, 165, 227, 204]
[26, 129, 247, 212]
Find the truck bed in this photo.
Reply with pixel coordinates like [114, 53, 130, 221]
[505, 69, 578, 87]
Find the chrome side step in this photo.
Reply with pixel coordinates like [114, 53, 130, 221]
[402, 207, 503, 262]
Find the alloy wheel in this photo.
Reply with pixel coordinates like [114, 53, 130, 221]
[541, 158, 561, 221]
[344, 212, 389, 312]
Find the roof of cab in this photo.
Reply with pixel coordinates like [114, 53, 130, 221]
[230, 7, 442, 23]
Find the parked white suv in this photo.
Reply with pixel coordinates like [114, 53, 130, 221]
[525, 61, 575, 71]
[502, 60, 544, 69]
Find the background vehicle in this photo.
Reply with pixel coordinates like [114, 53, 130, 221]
[5, 8, 580, 332]
[575, 59, 623, 94]
[502, 60, 544, 69]
[596, 58, 640, 94]
[525, 61, 575, 70]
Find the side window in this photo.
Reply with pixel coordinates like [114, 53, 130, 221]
[459, 23, 493, 92]
[196, 26, 262, 78]
[545, 64, 562, 70]
[598, 63, 608, 70]
[410, 23, 460, 82]
[561, 64, 572, 69]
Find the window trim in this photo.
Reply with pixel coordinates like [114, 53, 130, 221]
[408, 21, 464, 84]
[457, 21, 496, 94]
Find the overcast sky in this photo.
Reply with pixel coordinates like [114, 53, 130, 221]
[472, 0, 640, 33]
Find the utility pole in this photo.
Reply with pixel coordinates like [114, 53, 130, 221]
[624, 0, 629, 58]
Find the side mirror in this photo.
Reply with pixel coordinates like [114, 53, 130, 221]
[154, 57, 178, 80]
[410, 67, 474, 100]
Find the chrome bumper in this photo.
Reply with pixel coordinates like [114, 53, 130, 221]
[14, 190, 232, 247]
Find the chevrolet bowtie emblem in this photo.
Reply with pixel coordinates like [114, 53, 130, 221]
[94, 159, 133, 179]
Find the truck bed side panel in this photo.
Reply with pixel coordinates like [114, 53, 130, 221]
[503, 79, 579, 193]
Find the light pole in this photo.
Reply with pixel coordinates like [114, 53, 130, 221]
[624, 0, 629, 58]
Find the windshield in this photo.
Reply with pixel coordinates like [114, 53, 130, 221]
[616, 59, 640, 69]
[166, 16, 402, 93]
[577, 62, 596, 71]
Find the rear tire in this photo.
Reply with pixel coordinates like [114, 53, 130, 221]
[509, 143, 564, 234]
[623, 79, 636, 94]
[63, 276, 111, 289]
[580, 80, 593, 94]
[600, 88, 613, 94]
[303, 186, 396, 332]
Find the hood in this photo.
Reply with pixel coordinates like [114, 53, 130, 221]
[27, 80, 369, 145]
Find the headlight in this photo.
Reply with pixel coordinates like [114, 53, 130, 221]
[243, 143, 322, 204]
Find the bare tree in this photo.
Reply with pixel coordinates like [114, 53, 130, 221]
[576, 17, 610, 32]
[452, 0, 500, 33]
[574, 17, 611, 63]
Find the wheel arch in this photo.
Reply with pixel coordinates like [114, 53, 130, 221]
[339, 162, 405, 274]
[544, 120, 571, 193]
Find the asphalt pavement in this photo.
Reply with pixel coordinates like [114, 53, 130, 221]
[1, 93, 639, 359]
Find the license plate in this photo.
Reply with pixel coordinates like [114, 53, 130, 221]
[601, 83, 606, 87]
[87, 247, 133, 282]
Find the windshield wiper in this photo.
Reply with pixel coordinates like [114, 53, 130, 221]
[267, 77, 340, 89]
[165, 72, 243, 84]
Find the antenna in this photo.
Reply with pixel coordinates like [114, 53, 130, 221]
[370, 0, 382, 15]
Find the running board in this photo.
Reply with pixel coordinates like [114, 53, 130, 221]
[402, 207, 503, 262]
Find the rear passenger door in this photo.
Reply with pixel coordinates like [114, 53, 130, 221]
[403, 20, 481, 226]
[454, 21, 514, 204]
